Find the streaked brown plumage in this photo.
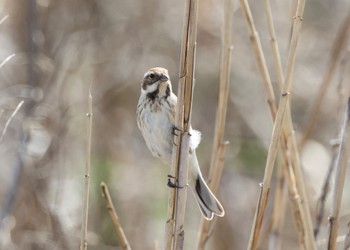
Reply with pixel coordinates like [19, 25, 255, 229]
[137, 67, 224, 220]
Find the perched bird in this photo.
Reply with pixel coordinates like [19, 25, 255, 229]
[136, 67, 224, 220]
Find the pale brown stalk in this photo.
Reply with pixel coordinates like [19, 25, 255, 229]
[196, 0, 233, 248]
[264, 0, 317, 247]
[80, 88, 93, 250]
[245, 0, 310, 249]
[264, 1, 288, 248]
[268, 156, 287, 250]
[100, 182, 131, 250]
[164, 0, 198, 249]
[299, 9, 350, 148]
[239, 0, 277, 119]
[327, 98, 350, 250]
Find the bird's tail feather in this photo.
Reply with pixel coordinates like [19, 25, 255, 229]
[193, 174, 225, 220]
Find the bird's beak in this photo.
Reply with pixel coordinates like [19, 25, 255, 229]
[160, 74, 169, 82]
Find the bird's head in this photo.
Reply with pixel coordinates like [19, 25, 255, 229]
[141, 67, 172, 98]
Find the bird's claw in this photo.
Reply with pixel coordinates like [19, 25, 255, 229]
[167, 175, 183, 189]
[172, 126, 183, 136]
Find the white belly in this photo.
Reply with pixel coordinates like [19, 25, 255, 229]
[139, 102, 174, 164]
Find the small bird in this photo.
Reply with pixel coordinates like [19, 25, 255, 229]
[136, 67, 224, 220]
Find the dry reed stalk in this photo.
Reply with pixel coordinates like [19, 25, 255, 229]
[327, 98, 350, 250]
[299, 9, 350, 148]
[244, 0, 311, 249]
[268, 156, 287, 250]
[196, 0, 233, 248]
[100, 182, 131, 250]
[80, 88, 93, 250]
[265, 0, 317, 246]
[164, 0, 198, 249]
[264, 1, 288, 248]
[239, 0, 277, 119]
[263, 0, 316, 248]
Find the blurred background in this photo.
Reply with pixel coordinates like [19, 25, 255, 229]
[0, 0, 350, 249]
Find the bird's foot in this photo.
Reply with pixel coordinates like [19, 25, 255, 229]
[172, 126, 183, 136]
[167, 175, 183, 189]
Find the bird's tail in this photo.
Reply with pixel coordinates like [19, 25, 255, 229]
[193, 174, 225, 220]
[189, 152, 225, 220]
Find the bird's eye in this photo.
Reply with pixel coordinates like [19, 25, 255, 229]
[149, 73, 155, 79]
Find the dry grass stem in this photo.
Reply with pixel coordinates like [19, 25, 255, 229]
[164, 0, 198, 249]
[0, 100, 24, 143]
[100, 182, 131, 250]
[264, 0, 284, 91]
[80, 88, 93, 250]
[245, 0, 311, 249]
[268, 158, 288, 250]
[327, 98, 350, 250]
[239, 0, 277, 118]
[299, 9, 350, 147]
[197, 0, 233, 248]
[266, 0, 316, 246]
[263, 0, 316, 248]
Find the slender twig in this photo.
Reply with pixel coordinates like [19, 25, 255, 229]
[164, 1, 198, 249]
[196, 0, 233, 248]
[299, 8, 350, 148]
[0, 100, 24, 143]
[80, 87, 93, 250]
[246, 0, 309, 249]
[314, 49, 350, 238]
[100, 182, 131, 250]
[314, 146, 338, 238]
[327, 98, 350, 250]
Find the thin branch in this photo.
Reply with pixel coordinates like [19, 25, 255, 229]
[80, 87, 93, 250]
[327, 98, 350, 250]
[314, 49, 350, 238]
[299, 8, 350, 147]
[313, 145, 338, 238]
[197, 0, 233, 248]
[164, 0, 198, 249]
[0, 100, 24, 143]
[100, 182, 131, 250]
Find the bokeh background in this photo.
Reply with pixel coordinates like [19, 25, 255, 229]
[0, 0, 350, 249]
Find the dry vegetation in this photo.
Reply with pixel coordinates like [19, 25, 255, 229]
[0, 0, 350, 250]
